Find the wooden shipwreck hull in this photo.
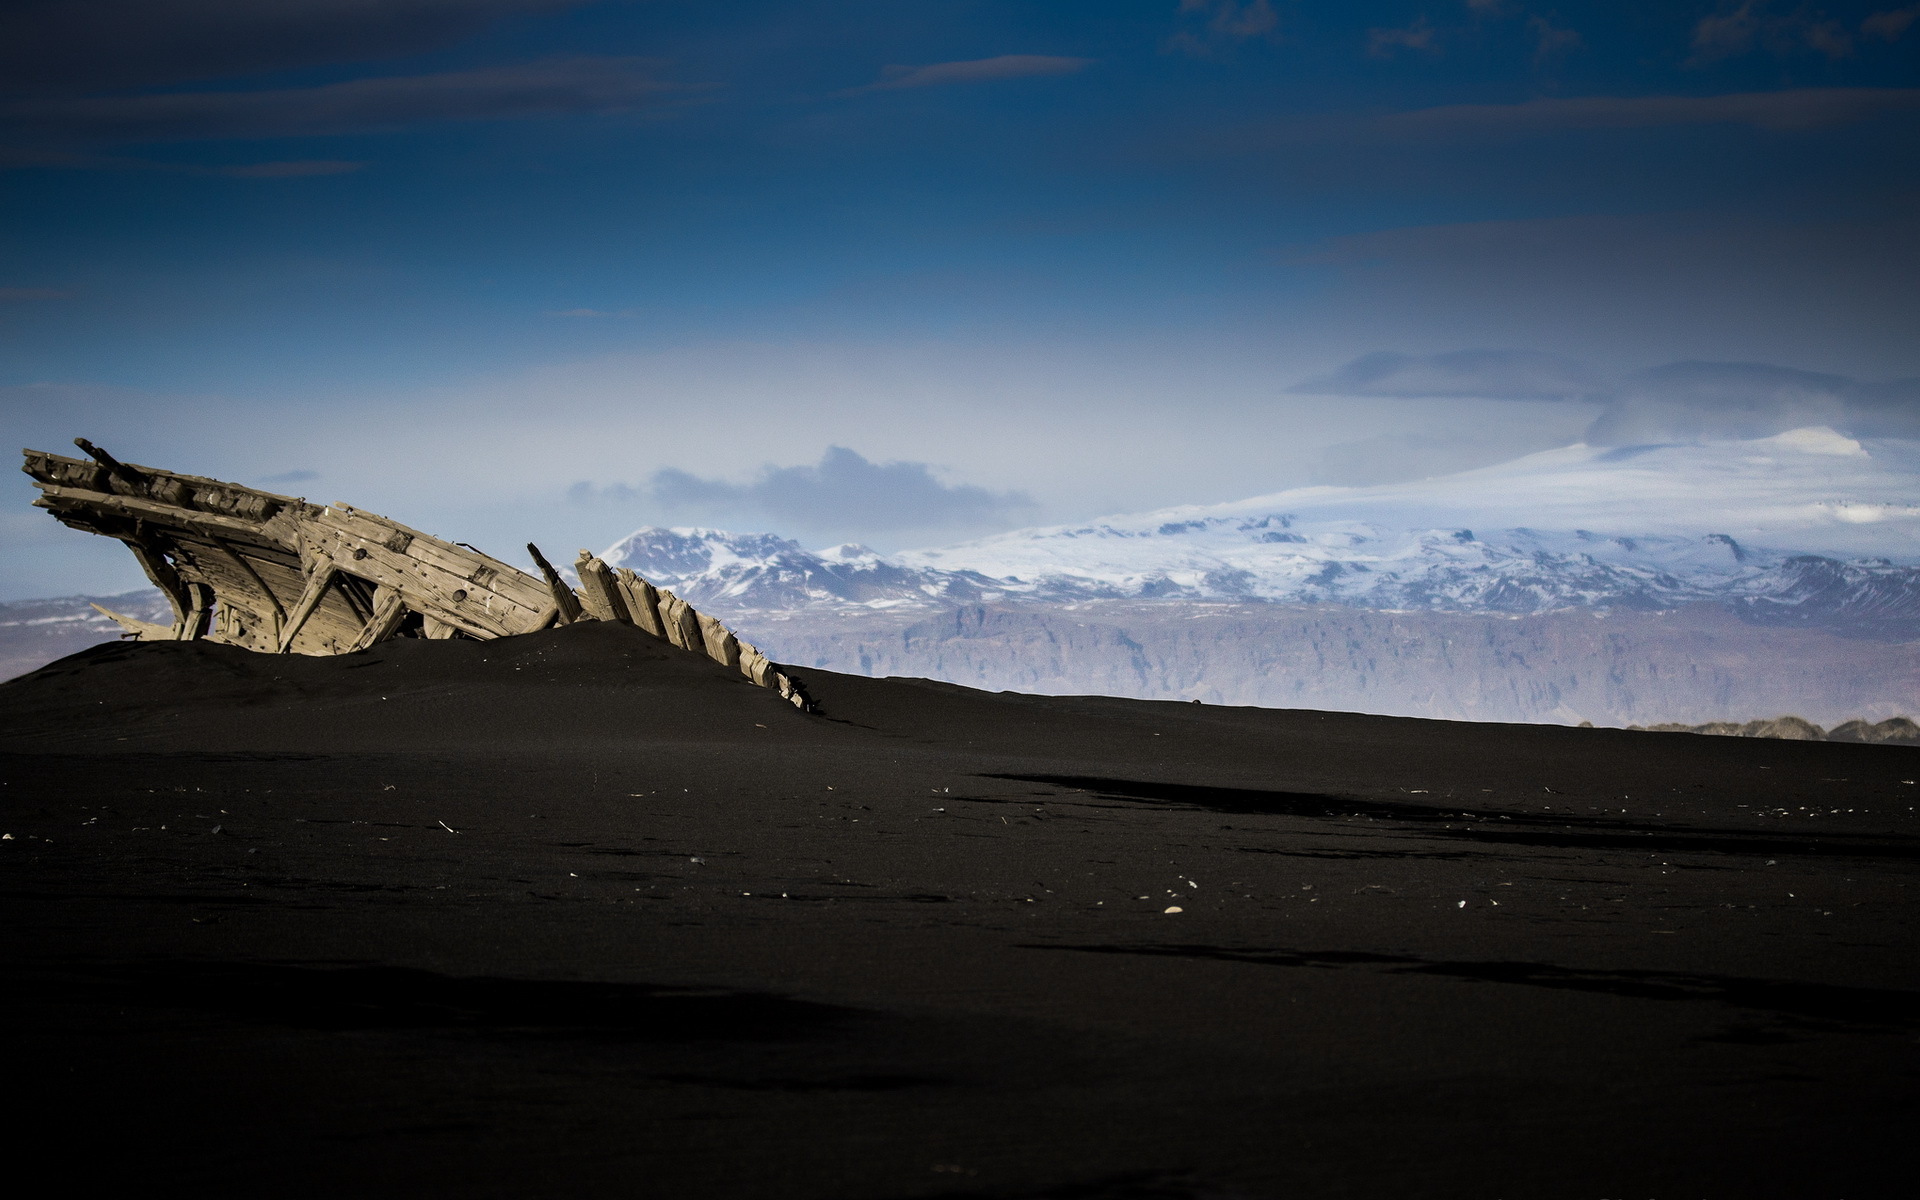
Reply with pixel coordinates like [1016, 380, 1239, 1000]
[21, 440, 808, 707]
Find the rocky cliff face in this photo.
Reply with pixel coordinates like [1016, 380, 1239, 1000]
[730, 601, 1920, 729]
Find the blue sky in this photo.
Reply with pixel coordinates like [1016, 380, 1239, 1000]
[3, 1, 1918, 597]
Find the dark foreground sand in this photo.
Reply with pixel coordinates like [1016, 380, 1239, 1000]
[3, 622, 1916, 1198]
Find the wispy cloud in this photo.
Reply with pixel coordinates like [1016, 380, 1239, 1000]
[1291, 350, 1607, 401]
[4, 56, 688, 143]
[1368, 19, 1439, 59]
[1179, 0, 1278, 39]
[848, 55, 1092, 95]
[1298, 351, 1920, 444]
[1593, 362, 1920, 444]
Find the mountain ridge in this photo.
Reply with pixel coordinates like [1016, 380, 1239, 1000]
[599, 430, 1920, 639]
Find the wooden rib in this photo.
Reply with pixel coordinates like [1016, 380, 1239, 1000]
[209, 534, 287, 639]
[178, 582, 213, 641]
[121, 535, 189, 630]
[614, 570, 665, 638]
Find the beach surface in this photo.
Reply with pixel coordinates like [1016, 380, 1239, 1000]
[3, 621, 1915, 1198]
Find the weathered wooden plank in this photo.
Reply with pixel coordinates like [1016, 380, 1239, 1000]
[737, 641, 776, 688]
[696, 612, 740, 668]
[300, 524, 546, 638]
[575, 552, 632, 624]
[312, 510, 550, 609]
[614, 570, 666, 638]
[655, 588, 699, 650]
[327, 506, 544, 601]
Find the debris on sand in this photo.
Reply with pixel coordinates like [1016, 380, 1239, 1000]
[21, 440, 809, 708]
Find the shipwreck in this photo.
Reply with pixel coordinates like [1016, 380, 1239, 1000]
[21, 440, 808, 707]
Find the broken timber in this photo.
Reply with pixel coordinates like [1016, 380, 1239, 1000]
[21, 441, 811, 709]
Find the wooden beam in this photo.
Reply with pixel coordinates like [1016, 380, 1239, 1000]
[348, 586, 408, 652]
[73, 437, 142, 492]
[91, 603, 172, 641]
[278, 558, 336, 652]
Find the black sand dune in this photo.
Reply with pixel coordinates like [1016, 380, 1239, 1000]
[3, 622, 1916, 1198]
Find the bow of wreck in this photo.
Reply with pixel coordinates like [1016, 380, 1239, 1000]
[20, 440, 808, 707]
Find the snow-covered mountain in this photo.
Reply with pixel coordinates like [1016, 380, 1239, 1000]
[599, 528, 1015, 610]
[602, 430, 1920, 636]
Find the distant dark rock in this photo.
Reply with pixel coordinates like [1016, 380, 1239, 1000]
[1634, 714, 1918, 745]
[1829, 717, 1920, 746]
[1729, 556, 1920, 640]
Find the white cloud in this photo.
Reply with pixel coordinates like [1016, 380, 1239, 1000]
[573, 446, 1037, 546]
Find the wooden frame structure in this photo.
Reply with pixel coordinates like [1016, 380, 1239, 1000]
[21, 440, 808, 707]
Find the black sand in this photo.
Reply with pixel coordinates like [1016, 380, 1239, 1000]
[3, 622, 1915, 1198]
